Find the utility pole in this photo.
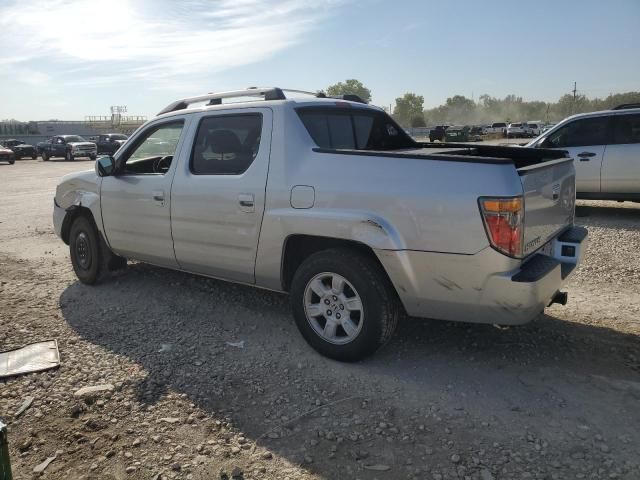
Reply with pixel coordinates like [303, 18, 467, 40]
[572, 81, 577, 114]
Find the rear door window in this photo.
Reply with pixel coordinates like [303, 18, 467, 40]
[190, 113, 263, 175]
[611, 114, 640, 145]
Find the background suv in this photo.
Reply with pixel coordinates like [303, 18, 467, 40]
[527, 105, 640, 201]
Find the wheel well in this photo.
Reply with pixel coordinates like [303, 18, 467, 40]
[281, 235, 389, 292]
[61, 206, 96, 244]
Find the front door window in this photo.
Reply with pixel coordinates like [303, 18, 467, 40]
[119, 121, 184, 175]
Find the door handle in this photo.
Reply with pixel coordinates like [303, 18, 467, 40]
[577, 151, 596, 161]
[152, 190, 165, 205]
[238, 193, 255, 212]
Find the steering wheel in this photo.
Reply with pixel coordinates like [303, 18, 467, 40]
[153, 155, 172, 174]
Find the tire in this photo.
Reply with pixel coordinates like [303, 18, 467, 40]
[90, 154, 97, 161]
[69, 215, 102, 284]
[41, 151, 49, 161]
[290, 248, 400, 361]
[65, 150, 74, 162]
[9, 160, 15, 165]
[31, 153, 37, 160]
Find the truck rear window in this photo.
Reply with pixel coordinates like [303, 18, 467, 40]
[297, 108, 416, 151]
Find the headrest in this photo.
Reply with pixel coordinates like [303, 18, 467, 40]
[206, 129, 241, 154]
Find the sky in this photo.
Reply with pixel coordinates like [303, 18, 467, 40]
[1, 0, 639, 121]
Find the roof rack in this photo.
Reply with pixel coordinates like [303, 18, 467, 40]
[612, 103, 640, 110]
[157, 87, 368, 115]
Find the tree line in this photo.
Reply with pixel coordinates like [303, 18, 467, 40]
[324, 79, 640, 128]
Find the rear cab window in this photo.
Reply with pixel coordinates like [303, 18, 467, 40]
[297, 107, 416, 151]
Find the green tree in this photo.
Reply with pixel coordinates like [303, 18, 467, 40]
[325, 79, 372, 103]
[393, 93, 424, 127]
[411, 115, 426, 127]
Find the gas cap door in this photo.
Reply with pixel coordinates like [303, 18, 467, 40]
[290, 185, 315, 209]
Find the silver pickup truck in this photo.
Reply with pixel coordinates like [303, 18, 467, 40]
[53, 87, 587, 361]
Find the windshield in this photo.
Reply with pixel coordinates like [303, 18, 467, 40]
[111, 134, 128, 140]
[64, 136, 87, 142]
[510, 123, 521, 127]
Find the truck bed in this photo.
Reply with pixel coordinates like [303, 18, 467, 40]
[313, 143, 569, 169]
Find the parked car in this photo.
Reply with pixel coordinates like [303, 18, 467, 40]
[2, 139, 37, 159]
[53, 87, 586, 361]
[95, 133, 129, 155]
[444, 125, 470, 142]
[38, 135, 97, 161]
[0, 145, 15, 164]
[469, 126, 484, 140]
[527, 104, 640, 202]
[429, 125, 448, 142]
[486, 122, 507, 136]
[507, 123, 527, 138]
[524, 121, 543, 137]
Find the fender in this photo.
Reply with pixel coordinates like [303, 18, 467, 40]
[56, 171, 107, 245]
[254, 208, 407, 290]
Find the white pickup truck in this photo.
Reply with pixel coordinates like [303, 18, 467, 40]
[53, 88, 587, 361]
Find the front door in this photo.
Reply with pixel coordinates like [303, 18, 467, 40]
[52, 137, 66, 157]
[100, 119, 188, 267]
[171, 108, 272, 283]
[539, 116, 610, 193]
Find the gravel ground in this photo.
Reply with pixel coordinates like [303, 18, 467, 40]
[1, 159, 639, 480]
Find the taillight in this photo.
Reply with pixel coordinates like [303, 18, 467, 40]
[479, 196, 524, 257]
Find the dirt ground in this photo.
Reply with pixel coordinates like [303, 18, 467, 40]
[1, 158, 639, 480]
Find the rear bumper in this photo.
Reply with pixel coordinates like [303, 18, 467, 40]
[376, 226, 588, 325]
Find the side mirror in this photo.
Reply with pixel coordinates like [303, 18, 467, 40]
[96, 156, 115, 177]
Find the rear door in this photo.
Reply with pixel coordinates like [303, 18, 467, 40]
[171, 108, 272, 283]
[538, 115, 610, 192]
[601, 113, 640, 194]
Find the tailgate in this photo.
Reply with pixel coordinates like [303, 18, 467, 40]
[519, 158, 575, 257]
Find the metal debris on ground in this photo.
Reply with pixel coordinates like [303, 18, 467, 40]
[225, 340, 245, 349]
[13, 397, 34, 418]
[0, 340, 60, 378]
[32, 454, 56, 474]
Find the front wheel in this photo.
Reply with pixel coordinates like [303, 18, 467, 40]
[290, 248, 400, 361]
[90, 154, 97, 160]
[69, 216, 102, 284]
[31, 153, 37, 160]
[65, 150, 74, 162]
[41, 151, 49, 161]
[9, 160, 15, 165]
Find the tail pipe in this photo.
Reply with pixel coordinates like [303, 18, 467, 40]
[549, 291, 568, 307]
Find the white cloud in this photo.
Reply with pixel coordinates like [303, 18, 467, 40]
[0, 0, 342, 86]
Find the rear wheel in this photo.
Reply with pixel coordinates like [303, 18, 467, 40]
[69, 216, 102, 284]
[41, 151, 49, 161]
[31, 153, 37, 160]
[9, 159, 15, 165]
[290, 248, 400, 361]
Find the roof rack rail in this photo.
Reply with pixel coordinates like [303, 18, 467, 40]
[612, 103, 640, 110]
[157, 87, 368, 115]
[315, 92, 367, 104]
